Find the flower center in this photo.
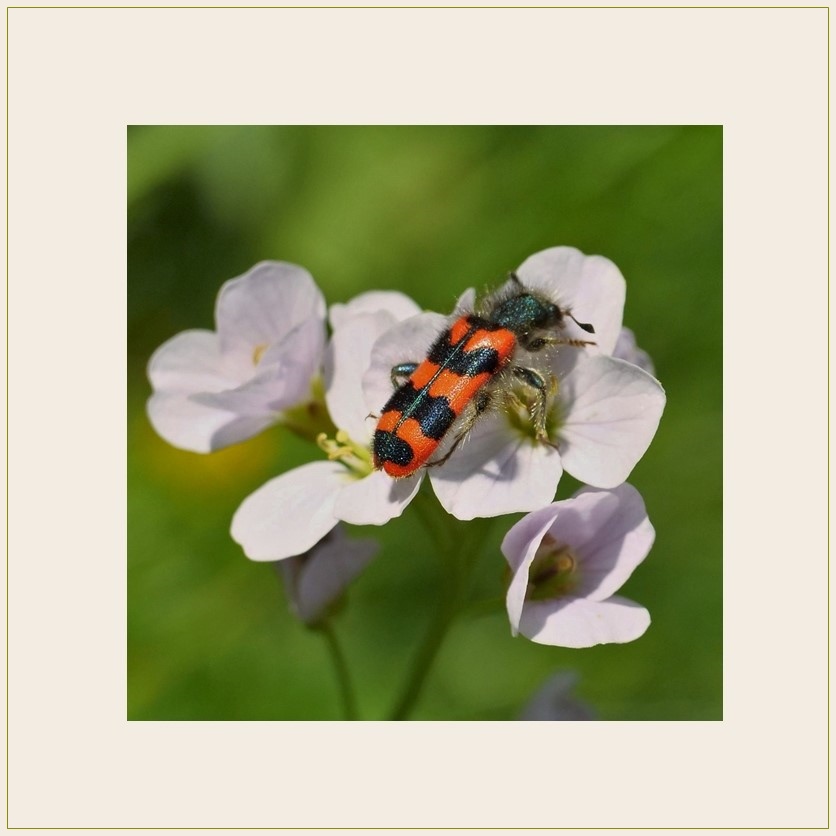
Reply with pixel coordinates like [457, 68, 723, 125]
[316, 430, 373, 478]
[252, 343, 268, 365]
[504, 383, 564, 444]
[526, 534, 580, 600]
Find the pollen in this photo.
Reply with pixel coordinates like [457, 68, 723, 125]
[252, 343, 268, 365]
[527, 536, 580, 600]
[316, 430, 373, 477]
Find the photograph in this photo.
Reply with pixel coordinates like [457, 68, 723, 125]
[127, 124, 722, 722]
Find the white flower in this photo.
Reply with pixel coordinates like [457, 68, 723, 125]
[277, 525, 379, 626]
[231, 292, 425, 561]
[147, 261, 326, 453]
[365, 247, 666, 520]
[502, 484, 655, 648]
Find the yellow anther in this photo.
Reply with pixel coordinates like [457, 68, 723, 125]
[252, 343, 268, 365]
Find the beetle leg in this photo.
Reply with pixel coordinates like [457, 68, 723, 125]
[522, 334, 596, 352]
[510, 365, 557, 444]
[425, 391, 492, 468]
[390, 362, 419, 389]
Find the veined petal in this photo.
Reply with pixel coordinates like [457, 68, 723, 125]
[557, 485, 656, 602]
[362, 312, 448, 417]
[334, 469, 422, 526]
[329, 290, 421, 330]
[282, 526, 380, 625]
[230, 461, 347, 561]
[147, 392, 277, 453]
[558, 356, 665, 488]
[325, 310, 403, 443]
[147, 330, 243, 394]
[216, 261, 325, 357]
[515, 246, 626, 354]
[194, 318, 326, 417]
[503, 510, 560, 636]
[518, 595, 650, 648]
[429, 416, 563, 520]
[613, 327, 656, 376]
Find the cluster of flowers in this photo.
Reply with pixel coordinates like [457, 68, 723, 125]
[147, 248, 665, 648]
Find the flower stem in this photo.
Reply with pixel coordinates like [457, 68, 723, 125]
[319, 621, 359, 721]
[388, 497, 494, 720]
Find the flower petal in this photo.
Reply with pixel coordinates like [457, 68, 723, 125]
[193, 318, 326, 416]
[147, 330, 243, 394]
[230, 461, 347, 561]
[553, 485, 655, 602]
[429, 416, 563, 520]
[613, 326, 656, 376]
[361, 312, 448, 417]
[503, 508, 560, 636]
[324, 310, 403, 442]
[515, 246, 626, 354]
[216, 261, 325, 357]
[334, 469, 422, 526]
[453, 287, 476, 314]
[147, 392, 277, 453]
[329, 290, 421, 330]
[518, 595, 650, 648]
[281, 525, 380, 625]
[558, 356, 666, 488]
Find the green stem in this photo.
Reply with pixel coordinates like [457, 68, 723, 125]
[388, 501, 495, 721]
[319, 621, 359, 721]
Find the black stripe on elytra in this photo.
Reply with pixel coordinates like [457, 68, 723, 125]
[373, 430, 414, 466]
[426, 317, 503, 377]
[383, 383, 457, 440]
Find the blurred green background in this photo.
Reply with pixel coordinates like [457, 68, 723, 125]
[128, 125, 722, 721]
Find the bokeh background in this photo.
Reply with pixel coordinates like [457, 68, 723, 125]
[128, 125, 722, 721]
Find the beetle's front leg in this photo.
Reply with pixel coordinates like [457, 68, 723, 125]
[511, 365, 556, 443]
[390, 362, 419, 389]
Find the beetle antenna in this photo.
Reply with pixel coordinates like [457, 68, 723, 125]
[567, 312, 595, 333]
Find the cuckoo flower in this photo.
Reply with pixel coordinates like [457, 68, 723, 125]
[502, 483, 654, 648]
[366, 247, 665, 520]
[147, 261, 326, 453]
[277, 525, 380, 627]
[231, 292, 426, 562]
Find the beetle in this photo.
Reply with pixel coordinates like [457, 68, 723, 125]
[372, 272, 596, 478]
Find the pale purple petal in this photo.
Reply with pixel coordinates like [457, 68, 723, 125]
[553, 485, 655, 602]
[329, 290, 421, 330]
[216, 261, 325, 357]
[324, 310, 403, 442]
[515, 246, 626, 354]
[517, 671, 594, 721]
[193, 319, 325, 416]
[503, 509, 560, 636]
[429, 416, 563, 520]
[453, 287, 476, 315]
[147, 330, 243, 394]
[558, 356, 665, 488]
[518, 595, 650, 648]
[230, 461, 348, 561]
[362, 312, 448, 417]
[334, 469, 422, 526]
[281, 526, 380, 625]
[613, 327, 656, 376]
[147, 392, 276, 453]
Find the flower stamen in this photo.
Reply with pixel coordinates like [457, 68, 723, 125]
[252, 343, 268, 365]
[527, 534, 580, 600]
[316, 430, 373, 477]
